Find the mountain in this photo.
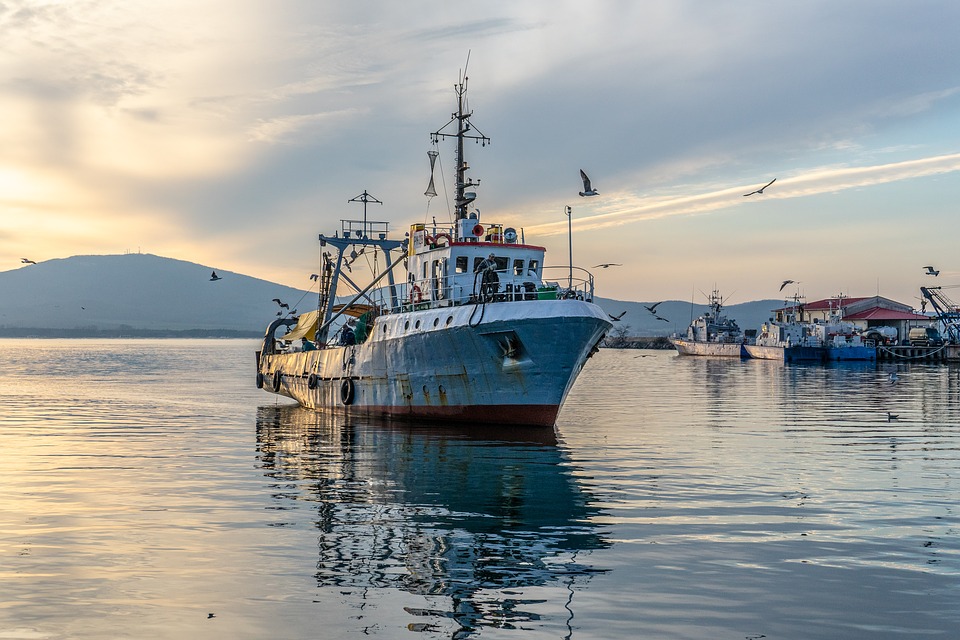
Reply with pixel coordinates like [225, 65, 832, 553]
[0, 254, 312, 335]
[0, 253, 782, 337]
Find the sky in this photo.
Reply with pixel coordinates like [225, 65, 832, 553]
[3, 0, 960, 307]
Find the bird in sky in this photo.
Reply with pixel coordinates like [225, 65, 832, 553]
[309, 273, 320, 281]
[655, 315, 669, 322]
[923, 265, 940, 276]
[578, 169, 598, 197]
[779, 279, 798, 291]
[608, 311, 626, 321]
[20, 258, 36, 264]
[209, 270, 222, 281]
[593, 263, 621, 269]
[644, 301, 663, 314]
[887, 411, 899, 422]
[743, 178, 776, 197]
[272, 298, 283, 305]
[889, 372, 899, 384]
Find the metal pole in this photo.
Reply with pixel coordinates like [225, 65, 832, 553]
[566, 205, 573, 290]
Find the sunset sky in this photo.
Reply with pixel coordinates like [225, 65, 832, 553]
[3, 1, 960, 306]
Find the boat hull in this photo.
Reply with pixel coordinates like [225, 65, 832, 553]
[670, 338, 746, 358]
[258, 300, 611, 427]
[744, 344, 877, 362]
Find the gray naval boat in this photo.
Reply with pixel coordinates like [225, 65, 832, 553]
[256, 73, 612, 427]
[669, 289, 747, 357]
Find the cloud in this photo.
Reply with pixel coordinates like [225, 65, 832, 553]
[526, 152, 960, 235]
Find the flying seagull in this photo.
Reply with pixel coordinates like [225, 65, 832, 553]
[579, 169, 599, 197]
[309, 273, 320, 281]
[209, 270, 222, 281]
[655, 315, 669, 322]
[889, 372, 899, 384]
[608, 311, 627, 321]
[779, 279, 798, 291]
[644, 301, 663, 314]
[20, 258, 36, 264]
[743, 178, 776, 197]
[923, 265, 940, 276]
[593, 263, 621, 269]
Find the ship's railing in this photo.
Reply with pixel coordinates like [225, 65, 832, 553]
[332, 265, 596, 319]
[541, 266, 596, 301]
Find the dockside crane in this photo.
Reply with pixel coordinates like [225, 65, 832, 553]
[919, 286, 960, 343]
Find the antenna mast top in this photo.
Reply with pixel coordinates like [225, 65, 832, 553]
[431, 64, 490, 221]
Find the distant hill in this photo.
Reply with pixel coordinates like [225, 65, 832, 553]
[0, 254, 312, 335]
[0, 253, 782, 337]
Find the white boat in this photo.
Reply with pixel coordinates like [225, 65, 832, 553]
[669, 289, 746, 357]
[255, 74, 612, 427]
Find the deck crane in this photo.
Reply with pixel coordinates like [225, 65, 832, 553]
[919, 286, 960, 343]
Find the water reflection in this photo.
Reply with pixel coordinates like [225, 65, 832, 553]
[255, 405, 608, 636]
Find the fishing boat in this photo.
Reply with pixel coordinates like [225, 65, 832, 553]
[669, 289, 747, 357]
[255, 73, 612, 427]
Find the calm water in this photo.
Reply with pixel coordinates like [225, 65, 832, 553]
[1, 339, 958, 639]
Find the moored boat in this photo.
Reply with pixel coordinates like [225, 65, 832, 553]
[669, 289, 747, 357]
[255, 73, 612, 426]
[744, 297, 876, 362]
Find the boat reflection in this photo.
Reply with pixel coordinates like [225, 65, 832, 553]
[255, 404, 608, 636]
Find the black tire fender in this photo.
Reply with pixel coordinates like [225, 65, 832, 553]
[340, 378, 355, 405]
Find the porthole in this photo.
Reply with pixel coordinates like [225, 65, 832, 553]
[433, 317, 440, 327]
[404, 321, 410, 330]
[415, 320, 421, 329]
[446, 316, 453, 326]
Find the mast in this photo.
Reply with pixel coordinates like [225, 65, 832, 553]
[431, 75, 489, 221]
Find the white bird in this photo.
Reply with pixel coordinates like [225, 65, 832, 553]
[579, 169, 599, 197]
[209, 270, 222, 281]
[743, 178, 776, 196]
[923, 265, 940, 276]
[780, 279, 798, 291]
[889, 372, 899, 384]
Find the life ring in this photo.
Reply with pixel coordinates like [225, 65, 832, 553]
[272, 371, 282, 392]
[340, 378, 355, 405]
[472, 224, 484, 237]
[307, 373, 318, 389]
[256, 372, 264, 389]
[434, 232, 452, 246]
[410, 284, 423, 304]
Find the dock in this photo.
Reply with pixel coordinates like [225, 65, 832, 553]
[877, 344, 960, 363]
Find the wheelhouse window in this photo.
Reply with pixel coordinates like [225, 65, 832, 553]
[513, 259, 524, 276]
[528, 259, 540, 275]
[455, 256, 468, 274]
